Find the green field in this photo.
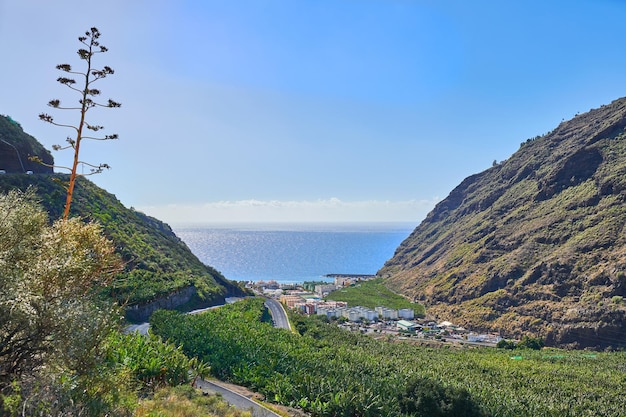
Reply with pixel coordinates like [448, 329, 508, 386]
[325, 278, 425, 315]
[151, 298, 626, 417]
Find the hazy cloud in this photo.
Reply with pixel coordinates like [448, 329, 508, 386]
[138, 197, 439, 225]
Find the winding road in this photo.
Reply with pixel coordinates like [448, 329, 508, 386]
[125, 297, 289, 416]
[195, 379, 281, 417]
[194, 297, 290, 417]
[264, 297, 292, 330]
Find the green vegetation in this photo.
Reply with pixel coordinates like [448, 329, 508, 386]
[516, 335, 545, 350]
[0, 115, 53, 173]
[497, 335, 545, 350]
[1, 111, 244, 307]
[326, 278, 425, 315]
[135, 385, 251, 417]
[151, 298, 626, 417]
[0, 174, 241, 305]
[106, 332, 196, 390]
[380, 100, 626, 349]
[0, 189, 130, 415]
[399, 376, 484, 417]
[0, 190, 256, 416]
[2, 111, 243, 307]
[302, 280, 331, 291]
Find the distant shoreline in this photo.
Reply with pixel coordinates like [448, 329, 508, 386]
[324, 273, 377, 278]
[174, 225, 410, 285]
[171, 221, 416, 232]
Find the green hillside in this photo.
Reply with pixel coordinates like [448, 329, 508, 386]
[379, 97, 626, 349]
[0, 173, 244, 309]
[326, 278, 425, 313]
[0, 114, 53, 173]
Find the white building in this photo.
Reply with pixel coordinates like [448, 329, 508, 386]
[353, 307, 377, 322]
[334, 276, 353, 287]
[376, 307, 398, 320]
[353, 307, 378, 322]
[317, 307, 340, 319]
[348, 309, 361, 322]
[398, 308, 415, 320]
[314, 284, 337, 297]
[397, 320, 417, 331]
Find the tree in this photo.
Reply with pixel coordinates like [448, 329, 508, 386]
[37, 27, 120, 220]
[517, 335, 544, 350]
[0, 189, 126, 415]
[496, 339, 517, 349]
[189, 357, 211, 387]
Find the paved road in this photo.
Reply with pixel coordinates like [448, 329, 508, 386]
[124, 297, 287, 416]
[124, 322, 150, 335]
[192, 298, 289, 417]
[264, 298, 291, 330]
[195, 379, 281, 417]
[124, 298, 242, 335]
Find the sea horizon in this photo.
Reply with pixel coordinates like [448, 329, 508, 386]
[171, 220, 417, 232]
[173, 222, 414, 284]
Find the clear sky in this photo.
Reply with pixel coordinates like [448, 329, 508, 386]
[1, 1, 626, 225]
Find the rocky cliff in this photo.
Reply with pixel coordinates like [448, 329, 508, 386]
[379, 97, 626, 349]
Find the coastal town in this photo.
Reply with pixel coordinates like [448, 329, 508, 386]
[249, 276, 504, 346]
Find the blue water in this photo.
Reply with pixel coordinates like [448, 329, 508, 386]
[173, 222, 414, 283]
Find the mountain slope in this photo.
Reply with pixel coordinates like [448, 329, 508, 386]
[0, 115, 247, 319]
[0, 174, 245, 309]
[0, 115, 53, 173]
[379, 97, 626, 349]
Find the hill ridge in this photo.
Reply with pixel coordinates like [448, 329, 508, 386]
[379, 97, 626, 349]
[0, 116, 245, 319]
[0, 115, 53, 173]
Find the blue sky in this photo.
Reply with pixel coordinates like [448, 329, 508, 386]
[1, 1, 626, 224]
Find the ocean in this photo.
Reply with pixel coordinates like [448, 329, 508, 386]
[173, 222, 415, 284]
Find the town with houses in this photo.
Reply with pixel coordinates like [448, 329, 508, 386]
[249, 275, 504, 346]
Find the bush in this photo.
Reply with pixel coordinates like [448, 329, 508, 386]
[496, 339, 517, 349]
[106, 332, 192, 390]
[398, 376, 485, 417]
[517, 335, 544, 350]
